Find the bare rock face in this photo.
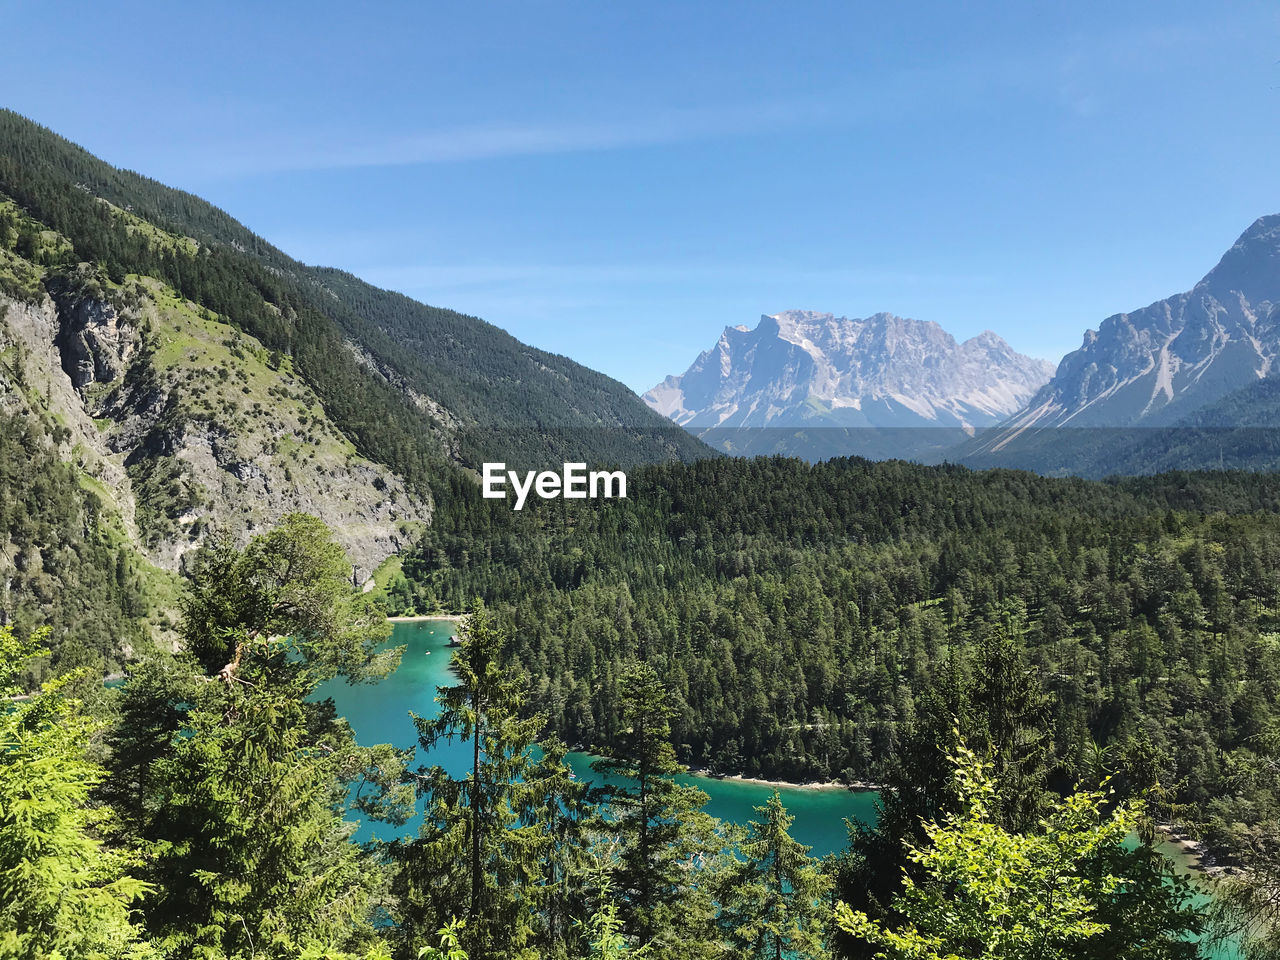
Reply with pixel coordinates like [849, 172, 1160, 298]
[55, 296, 136, 390]
[645, 311, 1053, 457]
[0, 292, 140, 532]
[988, 214, 1280, 434]
[1, 275, 430, 577]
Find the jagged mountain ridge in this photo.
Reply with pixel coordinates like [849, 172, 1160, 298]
[645, 310, 1053, 459]
[978, 215, 1280, 437]
[959, 213, 1280, 475]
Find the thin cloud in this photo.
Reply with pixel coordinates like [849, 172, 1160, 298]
[356, 262, 996, 291]
[183, 99, 832, 179]
[154, 21, 1208, 182]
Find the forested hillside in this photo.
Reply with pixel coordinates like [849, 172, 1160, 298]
[0, 407, 156, 677]
[0, 515, 1232, 960]
[393, 457, 1280, 861]
[0, 109, 708, 475]
[0, 109, 710, 669]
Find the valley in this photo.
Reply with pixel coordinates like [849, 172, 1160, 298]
[2, 101, 1278, 960]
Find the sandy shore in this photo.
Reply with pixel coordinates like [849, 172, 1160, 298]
[685, 766, 879, 792]
[1153, 823, 1256, 884]
[386, 614, 469, 623]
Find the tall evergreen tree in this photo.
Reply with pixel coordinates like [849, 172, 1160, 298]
[115, 516, 399, 958]
[969, 602, 1051, 831]
[527, 736, 595, 957]
[719, 791, 832, 960]
[396, 602, 556, 960]
[590, 661, 721, 958]
[142, 681, 386, 958]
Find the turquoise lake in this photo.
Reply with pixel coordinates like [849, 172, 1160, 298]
[319, 618, 1238, 957]
[317, 619, 877, 854]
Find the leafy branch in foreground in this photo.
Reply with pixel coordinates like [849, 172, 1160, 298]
[835, 737, 1201, 960]
[0, 625, 154, 960]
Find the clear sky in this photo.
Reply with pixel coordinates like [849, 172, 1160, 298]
[6, 1, 1280, 392]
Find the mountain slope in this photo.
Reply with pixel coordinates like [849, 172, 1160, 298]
[0, 110, 715, 669]
[0, 206, 424, 577]
[0, 109, 709, 476]
[645, 310, 1053, 460]
[960, 214, 1280, 475]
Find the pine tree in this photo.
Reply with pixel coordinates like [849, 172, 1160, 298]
[397, 601, 556, 960]
[719, 791, 832, 960]
[527, 736, 595, 956]
[0, 626, 154, 960]
[181, 513, 396, 686]
[117, 516, 398, 957]
[142, 681, 385, 958]
[590, 661, 720, 957]
[969, 601, 1051, 830]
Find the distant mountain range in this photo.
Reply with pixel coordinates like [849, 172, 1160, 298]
[960, 214, 1280, 475]
[646, 215, 1280, 476]
[644, 310, 1053, 460]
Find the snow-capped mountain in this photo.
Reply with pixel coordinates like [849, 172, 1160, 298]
[644, 311, 1054, 453]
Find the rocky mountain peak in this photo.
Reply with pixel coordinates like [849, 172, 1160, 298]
[643, 310, 1053, 453]
[983, 213, 1280, 435]
[1198, 213, 1280, 305]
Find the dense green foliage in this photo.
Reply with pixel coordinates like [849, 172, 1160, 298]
[836, 742, 1201, 960]
[0, 510, 1225, 958]
[107, 517, 400, 958]
[0, 409, 150, 679]
[0, 625, 153, 959]
[394, 457, 1280, 854]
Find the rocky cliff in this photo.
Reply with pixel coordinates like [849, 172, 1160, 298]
[959, 214, 1280, 475]
[0, 255, 427, 579]
[645, 310, 1053, 460]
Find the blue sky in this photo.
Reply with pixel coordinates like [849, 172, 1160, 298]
[6, 1, 1280, 392]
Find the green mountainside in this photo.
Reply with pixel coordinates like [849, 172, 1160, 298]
[0, 109, 707, 472]
[0, 110, 710, 664]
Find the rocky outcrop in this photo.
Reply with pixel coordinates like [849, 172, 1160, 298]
[54, 295, 136, 390]
[978, 214, 1280, 440]
[645, 311, 1053, 459]
[0, 292, 140, 531]
[0, 273, 430, 577]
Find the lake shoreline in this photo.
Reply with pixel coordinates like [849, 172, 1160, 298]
[387, 614, 469, 623]
[394, 616, 878, 795]
[1155, 823, 1245, 882]
[684, 767, 881, 794]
